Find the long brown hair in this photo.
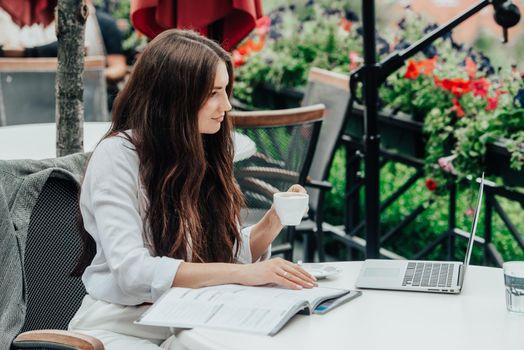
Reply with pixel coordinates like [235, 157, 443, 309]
[73, 29, 244, 276]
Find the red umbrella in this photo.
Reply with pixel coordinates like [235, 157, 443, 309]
[0, 0, 56, 27]
[130, 0, 263, 51]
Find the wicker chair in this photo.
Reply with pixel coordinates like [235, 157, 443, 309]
[231, 104, 325, 260]
[294, 68, 353, 262]
[234, 68, 356, 262]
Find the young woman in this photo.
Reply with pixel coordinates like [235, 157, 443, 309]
[68, 29, 317, 349]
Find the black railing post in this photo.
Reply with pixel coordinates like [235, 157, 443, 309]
[345, 144, 362, 260]
[484, 190, 493, 265]
[447, 181, 457, 260]
[362, 0, 380, 259]
[361, 0, 381, 258]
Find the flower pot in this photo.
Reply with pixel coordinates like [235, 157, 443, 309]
[345, 105, 425, 159]
[251, 83, 304, 110]
[486, 140, 524, 188]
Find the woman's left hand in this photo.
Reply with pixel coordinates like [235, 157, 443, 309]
[286, 184, 308, 216]
[286, 184, 307, 194]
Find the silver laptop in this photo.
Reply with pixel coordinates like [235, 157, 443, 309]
[355, 174, 485, 294]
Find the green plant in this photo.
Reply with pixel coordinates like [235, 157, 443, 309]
[384, 38, 524, 189]
[233, 1, 361, 105]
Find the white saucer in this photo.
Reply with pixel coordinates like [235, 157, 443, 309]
[300, 263, 342, 279]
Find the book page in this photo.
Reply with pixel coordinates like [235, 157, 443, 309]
[137, 285, 300, 334]
[137, 284, 349, 334]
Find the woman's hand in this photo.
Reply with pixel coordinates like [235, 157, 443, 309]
[248, 184, 309, 262]
[286, 184, 307, 194]
[267, 183, 308, 222]
[283, 183, 309, 216]
[238, 257, 317, 290]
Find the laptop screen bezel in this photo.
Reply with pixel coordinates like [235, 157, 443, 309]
[463, 173, 485, 268]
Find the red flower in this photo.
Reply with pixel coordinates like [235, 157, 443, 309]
[236, 44, 250, 56]
[486, 96, 499, 111]
[246, 37, 265, 52]
[452, 98, 465, 118]
[425, 178, 438, 192]
[465, 57, 477, 78]
[419, 56, 438, 76]
[255, 16, 271, 35]
[471, 78, 490, 97]
[434, 77, 472, 97]
[405, 60, 420, 79]
[340, 18, 352, 32]
[232, 50, 246, 67]
[404, 57, 437, 80]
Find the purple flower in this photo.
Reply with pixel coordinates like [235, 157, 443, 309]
[377, 36, 390, 55]
[269, 29, 282, 41]
[344, 9, 359, 21]
[394, 40, 411, 51]
[269, 13, 282, 26]
[423, 23, 439, 33]
[324, 8, 342, 17]
[423, 45, 437, 58]
[513, 88, 524, 107]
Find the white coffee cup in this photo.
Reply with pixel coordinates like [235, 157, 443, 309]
[273, 192, 309, 226]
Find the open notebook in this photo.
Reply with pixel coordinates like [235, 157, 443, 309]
[135, 284, 355, 335]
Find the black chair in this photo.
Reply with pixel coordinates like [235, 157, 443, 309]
[232, 104, 325, 260]
[2, 168, 104, 349]
[287, 68, 353, 262]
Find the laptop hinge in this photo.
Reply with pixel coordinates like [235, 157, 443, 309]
[456, 265, 463, 286]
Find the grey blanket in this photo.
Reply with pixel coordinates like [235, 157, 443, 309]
[0, 153, 88, 349]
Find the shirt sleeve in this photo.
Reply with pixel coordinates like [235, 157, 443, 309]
[235, 225, 271, 264]
[82, 137, 181, 302]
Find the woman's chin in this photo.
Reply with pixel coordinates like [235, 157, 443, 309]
[200, 125, 221, 134]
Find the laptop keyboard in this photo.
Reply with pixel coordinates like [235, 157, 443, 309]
[402, 262, 454, 288]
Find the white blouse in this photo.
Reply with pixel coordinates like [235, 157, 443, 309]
[80, 135, 265, 306]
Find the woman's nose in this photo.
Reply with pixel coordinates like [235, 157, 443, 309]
[222, 95, 232, 112]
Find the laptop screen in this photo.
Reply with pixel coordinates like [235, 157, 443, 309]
[463, 173, 485, 268]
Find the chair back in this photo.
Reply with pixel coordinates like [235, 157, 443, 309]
[0, 57, 109, 126]
[301, 68, 351, 211]
[20, 176, 86, 332]
[232, 104, 324, 222]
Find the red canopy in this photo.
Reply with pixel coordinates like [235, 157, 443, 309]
[0, 0, 56, 27]
[130, 0, 263, 51]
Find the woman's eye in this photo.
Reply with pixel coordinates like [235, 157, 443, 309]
[211, 91, 218, 97]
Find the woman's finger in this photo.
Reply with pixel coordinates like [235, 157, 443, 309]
[291, 265, 317, 285]
[286, 265, 317, 286]
[275, 272, 303, 290]
[281, 267, 316, 288]
[287, 184, 306, 193]
[282, 261, 316, 283]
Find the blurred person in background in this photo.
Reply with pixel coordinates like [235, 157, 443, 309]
[0, 0, 127, 110]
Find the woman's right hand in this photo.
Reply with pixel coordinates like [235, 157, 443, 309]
[238, 257, 317, 290]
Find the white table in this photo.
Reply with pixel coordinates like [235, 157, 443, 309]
[0, 122, 256, 162]
[177, 261, 524, 350]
